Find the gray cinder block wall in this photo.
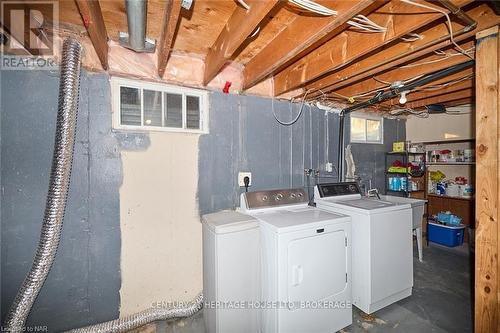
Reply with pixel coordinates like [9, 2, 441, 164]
[1, 69, 404, 331]
[1, 70, 122, 331]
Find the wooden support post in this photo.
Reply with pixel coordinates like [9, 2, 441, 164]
[157, 0, 182, 78]
[75, 0, 109, 70]
[475, 25, 500, 333]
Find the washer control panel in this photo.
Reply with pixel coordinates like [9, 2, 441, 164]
[243, 188, 308, 209]
[316, 182, 360, 198]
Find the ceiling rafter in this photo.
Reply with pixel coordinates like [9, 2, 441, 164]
[332, 40, 475, 101]
[383, 76, 473, 107]
[303, 4, 497, 98]
[157, 0, 182, 78]
[404, 87, 473, 109]
[203, 0, 281, 86]
[75, 0, 109, 70]
[271, 0, 473, 96]
[242, 0, 386, 89]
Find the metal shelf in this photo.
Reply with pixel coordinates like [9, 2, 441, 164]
[387, 151, 426, 155]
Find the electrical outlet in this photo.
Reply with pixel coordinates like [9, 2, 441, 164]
[238, 172, 252, 187]
[325, 162, 333, 173]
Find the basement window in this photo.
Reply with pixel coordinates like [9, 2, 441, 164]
[111, 77, 208, 133]
[350, 114, 383, 144]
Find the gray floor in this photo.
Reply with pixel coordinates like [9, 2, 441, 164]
[134, 242, 473, 333]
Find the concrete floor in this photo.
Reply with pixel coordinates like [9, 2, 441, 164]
[132, 242, 473, 333]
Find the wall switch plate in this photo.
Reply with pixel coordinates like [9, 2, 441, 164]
[238, 172, 252, 187]
[325, 162, 333, 173]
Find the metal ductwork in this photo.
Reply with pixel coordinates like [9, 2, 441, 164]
[3, 38, 83, 333]
[65, 293, 203, 333]
[119, 0, 156, 53]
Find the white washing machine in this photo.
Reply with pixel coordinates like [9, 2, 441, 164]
[202, 210, 260, 333]
[314, 182, 413, 314]
[240, 188, 352, 333]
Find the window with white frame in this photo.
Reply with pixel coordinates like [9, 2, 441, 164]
[111, 77, 208, 133]
[350, 114, 383, 144]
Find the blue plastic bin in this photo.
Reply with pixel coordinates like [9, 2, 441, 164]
[428, 222, 465, 247]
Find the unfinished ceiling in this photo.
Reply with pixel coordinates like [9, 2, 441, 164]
[7, 0, 500, 111]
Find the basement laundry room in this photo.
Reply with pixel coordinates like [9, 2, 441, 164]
[1, 0, 498, 332]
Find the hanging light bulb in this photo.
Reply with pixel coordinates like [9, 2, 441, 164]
[399, 91, 408, 104]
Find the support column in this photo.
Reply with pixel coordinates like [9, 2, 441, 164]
[475, 26, 500, 333]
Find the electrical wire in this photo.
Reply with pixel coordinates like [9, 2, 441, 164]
[401, 47, 475, 68]
[400, 0, 473, 59]
[272, 90, 311, 126]
[415, 74, 472, 91]
[400, 32, 423, 42]
[388, 108, 429, 118]
[236, 0, 250, 10]
[287, 0, 387, 33]
[289, 0, 337, 16]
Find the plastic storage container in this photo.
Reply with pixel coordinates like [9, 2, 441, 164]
[428, 222, 465, 247]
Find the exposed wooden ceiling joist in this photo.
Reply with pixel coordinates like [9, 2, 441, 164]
[384, 79, 473, 109]
[304, 4, 496, 98]
[404, 87, 473, 109]
[157, 0, 182, 78]
[271, 0, 473, 96]
[75, 0, 109, 70]
[203, 0, 280, 85]
[332, 39, 474, 102]
[242, 0, 386, 89]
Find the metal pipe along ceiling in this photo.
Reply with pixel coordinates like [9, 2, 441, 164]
[336, 60, 475, 181]
[125, 0, 147, 50]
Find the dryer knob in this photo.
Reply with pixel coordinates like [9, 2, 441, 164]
[276, 193, 283, 201]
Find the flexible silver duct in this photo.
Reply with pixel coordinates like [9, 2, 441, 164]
[3, 38, 83, 333]
[66, 293, 203, 333]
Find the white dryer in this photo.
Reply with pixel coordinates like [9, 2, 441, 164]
[314, 182, 413, 314]
[240, 188, 352, 333]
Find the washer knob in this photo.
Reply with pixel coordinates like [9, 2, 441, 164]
[276, 193, 284, 201]
[290, 193, 296, 199]
[262, 195, 268, 201]
[297, 192, 303, 198]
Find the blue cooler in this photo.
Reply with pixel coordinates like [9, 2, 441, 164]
[428, 222, 465, 247]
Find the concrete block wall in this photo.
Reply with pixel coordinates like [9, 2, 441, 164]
[1, 69, 404, 331]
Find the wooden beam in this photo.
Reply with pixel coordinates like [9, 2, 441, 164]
[304, 4, 497, 97]
[272, 0, 473, 95]
[203, 0, 279, 86]
[403, 88, 472, 109]
[474, 25, 499, 333]
[75, 0, 109, 70]
[157, 0, 182, 78]
[379, 68, 473, 106]
[333, 40, 474, 101]
[242, 0, 385, 89]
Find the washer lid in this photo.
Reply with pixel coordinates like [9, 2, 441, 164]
[316, 197, 410, 214]
[254, 207, 350, 233]
[202, 210, 258, 234]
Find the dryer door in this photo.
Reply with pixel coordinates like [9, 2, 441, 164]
[287, 229, 347, 302]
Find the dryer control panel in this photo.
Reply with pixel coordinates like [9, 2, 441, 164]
[316, 182, 360, 198]
[242, 188, 308, 210]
